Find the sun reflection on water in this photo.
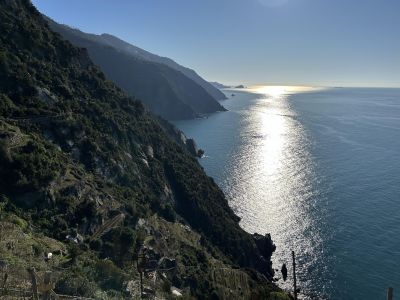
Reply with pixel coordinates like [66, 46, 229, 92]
[223, 86, 327, 298]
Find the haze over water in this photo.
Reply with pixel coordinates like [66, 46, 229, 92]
[175, 87, 400, 299]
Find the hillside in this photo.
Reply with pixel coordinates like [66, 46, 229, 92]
[94, 33, 227, 102]
[0, 0, 285, 299]
[209, 82, 231, 89]
[46, 18, 226, 121]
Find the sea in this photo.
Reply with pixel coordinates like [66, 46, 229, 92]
[174, 86, 400, 300]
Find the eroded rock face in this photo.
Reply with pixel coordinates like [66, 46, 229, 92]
[36, 87, 58, 103]
[185, 138, 203, 157]
[248, 233, 277, 279]
[185, 139, 198, 156]
[253, 233, 276, 262]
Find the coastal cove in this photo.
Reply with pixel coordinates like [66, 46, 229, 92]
[175, 87, 400, 299]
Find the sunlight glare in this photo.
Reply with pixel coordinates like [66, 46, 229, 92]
[249, 85, 325, 97]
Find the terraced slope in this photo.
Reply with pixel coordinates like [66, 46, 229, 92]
[0, 0, 282, 298]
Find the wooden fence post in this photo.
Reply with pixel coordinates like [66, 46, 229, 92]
[1, 273, 8, 296]
[387, 287, 393, 300]
[42, 271, 52, 300]
[27, 267, 39, 300]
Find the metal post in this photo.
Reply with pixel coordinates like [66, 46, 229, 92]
[292, 251, 297, 300]
[387, 287, 393, 300]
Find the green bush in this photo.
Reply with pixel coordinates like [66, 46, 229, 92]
[10, 215, 28, 230]
[95, 260, 128, 291]
[56, 273, 97, 297]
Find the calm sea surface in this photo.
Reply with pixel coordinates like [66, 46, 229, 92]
[174, 87, 400, 299]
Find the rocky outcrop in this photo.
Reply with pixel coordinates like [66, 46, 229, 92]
[253, 233, 276, 261]
[156, 117, 204, 158]
[186, 138, 203, 158]
[252, 233, 276, 278]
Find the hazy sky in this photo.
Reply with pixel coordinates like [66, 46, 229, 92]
[33, 0, 400, 87]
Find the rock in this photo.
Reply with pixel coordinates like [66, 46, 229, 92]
[136, 218, 151, 235]
[66, 235, 78, 244]
[186, 138, 203, 157]
[124, 151, 132, 160]
[141, 158, 149, 168]
[281, 263, 288, 281]
[179, 132, 187, 144]
[253, 233, 276, 261]
[76, 233, 84, 244]
[36, 87, 58, 103]
[146, 145, 154, 158]
[126, 280, 141, 297]
[171, 286, 183, 297]
[65, 233, 84, 244]
[160, 184, 173, 202]
[137, 218, 146, 227]
[197, 148, 205, 158]
[142, 286, 155, 297]
[185, 138, 198, 156]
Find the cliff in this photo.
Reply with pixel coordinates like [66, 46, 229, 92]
[96, 33, 228, 101]
[45, 18, 226, 121]
[0, 1, 284, 298]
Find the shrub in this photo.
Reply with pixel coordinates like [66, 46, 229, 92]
[95, 260, 128, 291]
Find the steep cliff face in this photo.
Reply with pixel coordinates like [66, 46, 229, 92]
[0, 1, 279, 298]
[46, 18, 226, 121]
[95, 33, 228, 101]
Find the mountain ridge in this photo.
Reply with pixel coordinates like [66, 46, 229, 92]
[45, 17, 227, 120]
[97, 33, 228, 101]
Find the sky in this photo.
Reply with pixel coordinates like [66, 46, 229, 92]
[32, 0, 400, 87]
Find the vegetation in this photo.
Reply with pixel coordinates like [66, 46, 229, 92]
[0, 0, 281, 298]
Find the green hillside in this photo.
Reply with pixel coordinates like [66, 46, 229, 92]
[0, 0, 282, 298]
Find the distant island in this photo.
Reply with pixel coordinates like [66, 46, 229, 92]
[235, 84, 246, 88]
